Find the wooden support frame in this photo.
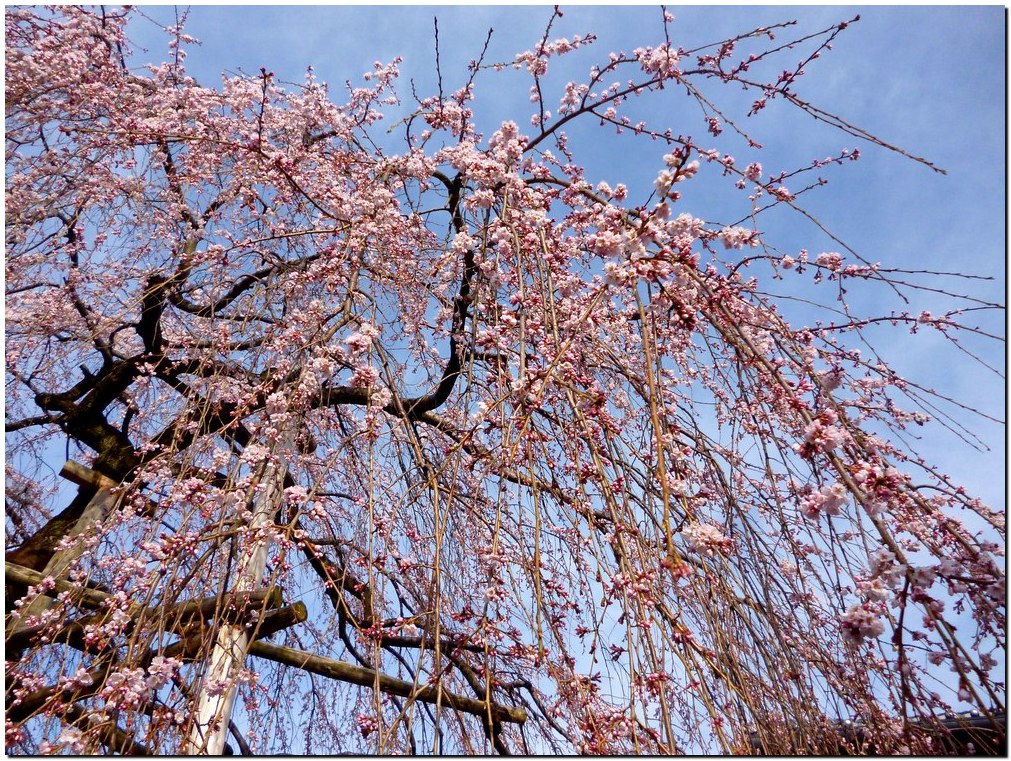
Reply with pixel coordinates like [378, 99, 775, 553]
[5, 560, 289, 654]
[6, 600, 306, 725]
[7, 461, 526, 752]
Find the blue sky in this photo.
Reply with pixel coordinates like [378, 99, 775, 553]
[124, 4, 1005, 512]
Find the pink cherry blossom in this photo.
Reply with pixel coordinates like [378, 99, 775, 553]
[840, 602, 886, 645]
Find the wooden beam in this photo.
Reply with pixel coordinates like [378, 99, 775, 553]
[6, 560, 110, 609]
[252, 603, 308, 641]
[59, 460, 119, 491]
[57, 460, 157, 518]
[8, 459, 139, 629]
[11, 488, 120, 629]
[247, 641, 527, 725]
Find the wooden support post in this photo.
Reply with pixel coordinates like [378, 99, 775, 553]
[10, 463, 121, 633]
[185, 431, 291, 755]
